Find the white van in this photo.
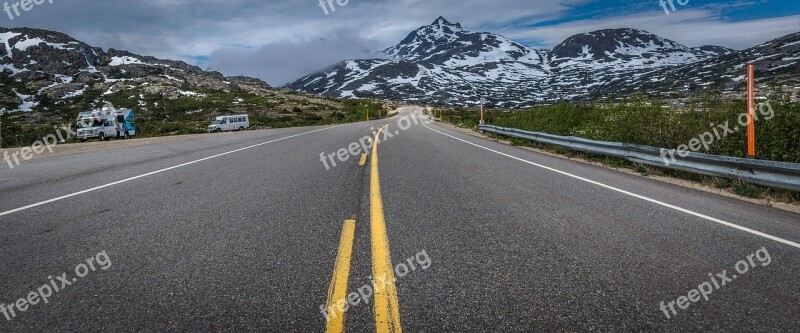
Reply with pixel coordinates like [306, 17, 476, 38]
[208, 115, 249, 133]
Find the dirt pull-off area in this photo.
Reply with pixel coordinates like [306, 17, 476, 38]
[0, 132, 239, 162]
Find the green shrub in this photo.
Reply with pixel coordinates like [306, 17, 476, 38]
[734, 182, 762, 198]
[443, 97, 800, 163]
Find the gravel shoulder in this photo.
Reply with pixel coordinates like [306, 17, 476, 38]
[0, 131, 241, 162]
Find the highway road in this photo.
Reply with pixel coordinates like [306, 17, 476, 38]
[0, 106, 798, 332]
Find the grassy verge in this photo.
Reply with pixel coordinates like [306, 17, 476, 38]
[433, 98, 800, 203]
[0, 87, 394, 148]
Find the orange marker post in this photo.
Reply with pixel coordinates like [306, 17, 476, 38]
[479, 98, 485, 126]
[747, 64, 756, 159]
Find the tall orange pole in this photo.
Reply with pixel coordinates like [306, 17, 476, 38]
[480, 98, 485, 125]
[747, 64, 756, 159]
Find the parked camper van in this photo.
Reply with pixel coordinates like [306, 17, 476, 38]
[77, 106, 136, 142]
[208, 115, 249, 133]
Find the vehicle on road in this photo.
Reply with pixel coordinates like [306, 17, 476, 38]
[208, 115, 249, 133]
[76, 106, 136, 142]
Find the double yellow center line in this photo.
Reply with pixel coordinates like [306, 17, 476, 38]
[325, 124, 403, 333]
[325, 219, 356, 333]
[369, 125, 403, 333]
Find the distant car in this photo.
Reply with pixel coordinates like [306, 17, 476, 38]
[208, 115, 249, 133]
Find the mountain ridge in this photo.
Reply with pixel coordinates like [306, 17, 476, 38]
[288, 17, 799, 108]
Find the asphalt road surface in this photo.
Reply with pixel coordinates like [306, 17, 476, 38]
[1, 106, 798, 332]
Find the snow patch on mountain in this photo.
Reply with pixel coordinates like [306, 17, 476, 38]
[108, 56, 144, 66]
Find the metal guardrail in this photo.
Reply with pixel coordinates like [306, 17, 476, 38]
[478, 125, 800, 192]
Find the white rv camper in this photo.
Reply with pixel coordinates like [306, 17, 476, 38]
[76, 106, 136, 142]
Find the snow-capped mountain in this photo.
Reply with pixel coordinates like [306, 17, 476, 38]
[616, 32, 800, 96]
[384, 17, 547, 66]
[290, 17, 554, 107]
[288, 17, 798, 108]
[548, 28, 727, 70]
[0, 27, 271, 112]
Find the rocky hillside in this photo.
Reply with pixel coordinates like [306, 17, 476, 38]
[0, 27, 253, 111]
[288, 17, 799, 108]
[0, 27, 395, 147]
[617, 32, 800, 97]
[0, 27, 397, 113]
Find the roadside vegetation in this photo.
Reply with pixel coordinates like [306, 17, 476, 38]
[434, 95, 800, 202]
[0, 84, 392, 148]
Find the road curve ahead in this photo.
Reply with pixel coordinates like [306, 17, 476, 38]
[0, 106, 798, 332]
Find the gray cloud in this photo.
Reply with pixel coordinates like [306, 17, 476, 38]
[1, 0, 797, 85]
[207, 33, 385, 86]
[0, 0, 593, 85]
[503, 4, 800, 50]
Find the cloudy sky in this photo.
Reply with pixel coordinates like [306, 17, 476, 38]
[3, 0, 799, 85]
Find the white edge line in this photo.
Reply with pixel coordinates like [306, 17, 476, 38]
[0, 126, 339, 218]
[418, 113, 800, 250]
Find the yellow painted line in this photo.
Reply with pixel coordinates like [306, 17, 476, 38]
[359, 153, 368, 166]
[370, 124, 403, 333]
[325, 219, 357, 333]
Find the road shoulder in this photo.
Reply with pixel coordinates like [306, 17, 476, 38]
[432, 121, 800, 215]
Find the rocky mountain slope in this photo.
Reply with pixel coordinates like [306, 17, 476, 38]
[617, 32, 800, 97]
[0, 27, 258, 112]
[0, 27, 382, 116]
[289, 17, 799, 108]
[0, 27, 395, 147]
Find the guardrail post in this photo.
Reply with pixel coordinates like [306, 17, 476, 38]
[747, 64, 756, 159]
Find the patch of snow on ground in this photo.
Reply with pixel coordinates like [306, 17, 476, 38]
[1, 63, 28, 74]
[63, 86, 86, 99]
[178, 90, 207, 98]
[0, 32, 22, 57]
[109, 56, 144, 66]
[12, 89, 38, 111]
